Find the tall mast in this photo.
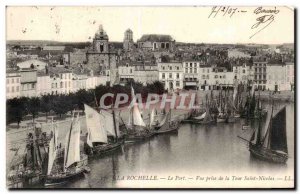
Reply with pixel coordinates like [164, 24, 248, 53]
[112, 105, 118, 142]
[64, 112, 75, 171]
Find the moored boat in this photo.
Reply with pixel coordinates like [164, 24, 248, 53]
[45, 114, 89, 186]
[83, 104, 123, 156]
[247, 104, 288, 164]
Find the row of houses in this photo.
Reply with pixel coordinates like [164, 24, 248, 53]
[160, 61, 294, 91]
[6, 59, 295, 99]
[6, 65, 108, 99]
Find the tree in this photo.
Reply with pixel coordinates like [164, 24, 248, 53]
[6, 97, 26, 128]
[73, 89, 94, 111]
[26, 97, 40, 122]
[40, 94, 53, 122]
[52, 94, 72, 118]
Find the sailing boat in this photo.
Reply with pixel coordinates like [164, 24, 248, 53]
[181, 91, 205, 123]
[125, 86, 154, 142]
[7, 123, 49, 188]
[248, 105, 288, 163]
[154, 109, 179, 134]
[84, 104, 122, 156]
[217, 89, 227, 123]
[197, 94, 215, 124]
[45, 114, 89, 185]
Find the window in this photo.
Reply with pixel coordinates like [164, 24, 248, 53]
[16, 86, 19, 92]
[202, 75, 206, 79]
[194, 68, 197, 73]
[17, 78, 19, 83]
[207, 69, 210, 73]
[215, 75, 218, 78]
[162, 66, 165, 70]
[7, 79, 9, 84]
[12, 86, 14, 92]
[100, 43, 104, 52]
[31, 83, 35, 89]
[176, 81, 180, 86]
[60, 82, 63, 88]
[185, 68, 188, 73]
[190, 63, 192, 67]
[202, 69, 205, 73]
[242, 69, 246, 74]
[162, 73, 165, 79]
[7, 87, 9, 93]
[177, 66, 179, 70]
[176, 73, 179, 79]
[65, 82, 67, 88]
[206, 75, 209, 79]
[166, 43, 169, 49]
[170, 66, 172, 71]
[169, 73, 172, 78]
[12, 78, 14, 83]
[189, 69, 192, 73]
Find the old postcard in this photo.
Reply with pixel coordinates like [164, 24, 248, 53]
[6, 6, 295, 189]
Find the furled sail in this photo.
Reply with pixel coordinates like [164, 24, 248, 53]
[47, 121, 58, 175]
[268, 107, 288, 153]
[85, 104, 108, 147]
[64, 115, 81, 169]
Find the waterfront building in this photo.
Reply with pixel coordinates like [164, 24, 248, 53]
[6, 69, 21, 99]
[253, 56, 268, 90]
[232, 62, 254, 84]
[36, 70, 52, 96]
[48, 66, 73, 95]
[286, 62, 294, 91]
[158, 62, 183, 90]
[20, 68, 37, 97]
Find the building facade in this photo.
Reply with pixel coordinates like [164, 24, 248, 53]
[20, 68, 37, 97]
[137, 34, 175, 51]
[158, 62, 183, 90]
[6, 69, 21, 99]
[253, 56, 268, 90]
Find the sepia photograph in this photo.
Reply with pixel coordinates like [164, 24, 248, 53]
[5, 6, 295, 189]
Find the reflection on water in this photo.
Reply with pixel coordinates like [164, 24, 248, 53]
[62, 102, 294, 188]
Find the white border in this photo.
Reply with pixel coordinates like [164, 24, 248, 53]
[1, 0, 298, 194]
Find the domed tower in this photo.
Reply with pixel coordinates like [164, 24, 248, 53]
[123, 28, 134, 51]
[93, 24, 109, 53]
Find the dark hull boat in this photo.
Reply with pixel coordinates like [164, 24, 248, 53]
[125, 128, 155, 142]
[154, 111, 179, 134]
[85, 141, 123, 156]
[248, 105, 288, 164]
[45, 155, 89, 186]
[125, 86, 154, 143]
[249, 144, 288, 163]
[84, 104, 124, 156]
[45, 114, 89, 186]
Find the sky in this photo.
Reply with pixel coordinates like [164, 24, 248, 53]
[6, 6, 294, 44]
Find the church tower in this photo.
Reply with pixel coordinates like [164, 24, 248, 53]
[123, 29, 134, 51]
[93, 25, 109, 53]
[86, 25, 117, 85]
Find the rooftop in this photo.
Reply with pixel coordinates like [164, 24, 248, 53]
[138, 34, 174, 42]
